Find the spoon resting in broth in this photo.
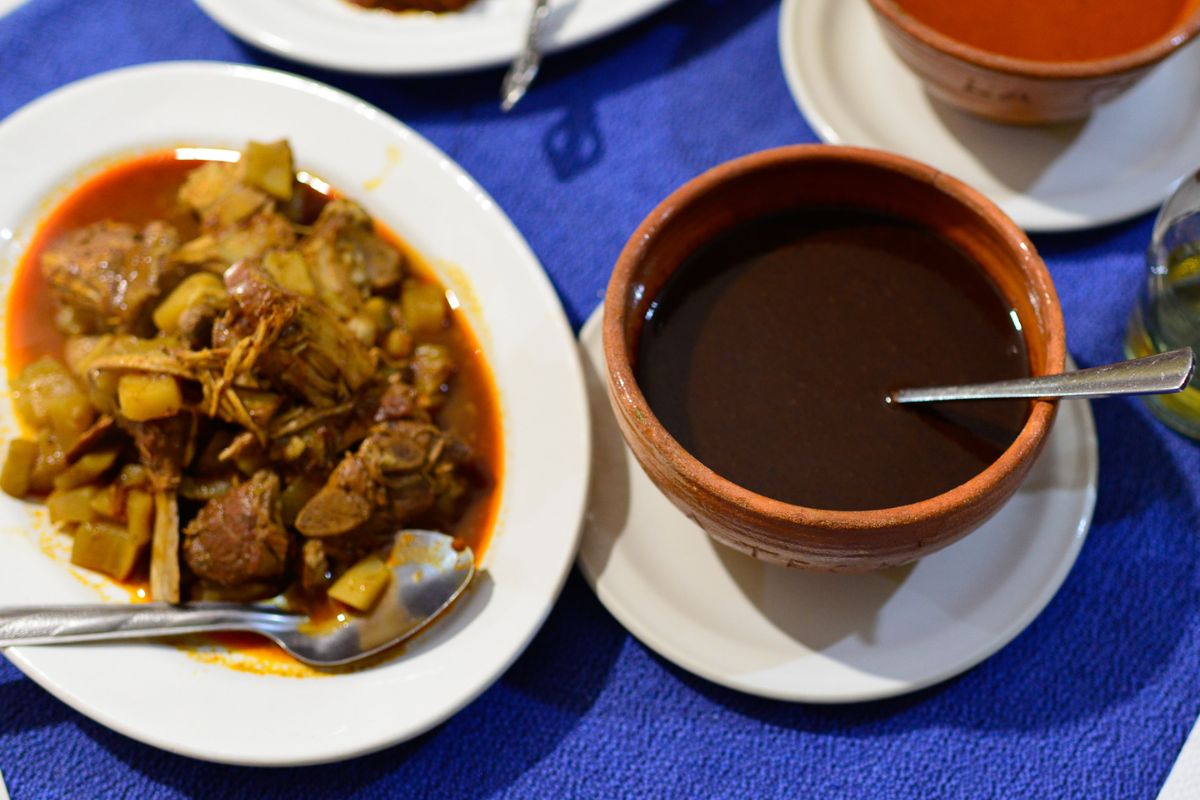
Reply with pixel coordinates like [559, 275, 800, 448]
[888, 347, 1195, 405]
[0, 530, 474, 667]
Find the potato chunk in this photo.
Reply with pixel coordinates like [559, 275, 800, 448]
[401, 282, 447, 335]
[47, 485, 97, 525]
[243, 140, 294, 201]
[262, 251, 315, 297]
[89, 484, 123, 520]
[53, 449, 119, 490]
[1, 439, 39, 498]
[13, 357, 93, 447]
[71, 520, 142, 581]
[152, 272, 227, 333]
[125, 490, 154, 545]
[328, 555, 391, 612]
[28, 431, 67, 494]
[118, 374, 182, 422]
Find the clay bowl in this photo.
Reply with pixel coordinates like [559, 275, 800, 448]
[866, 0, 1200, 124]
[603, 145, 1066, 572]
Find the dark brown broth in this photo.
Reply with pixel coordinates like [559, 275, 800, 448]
[635, 208, 1030, 511]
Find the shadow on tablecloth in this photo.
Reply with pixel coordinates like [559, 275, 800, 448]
[24, 571, 620, 796]
[653, 397, 1200, 737]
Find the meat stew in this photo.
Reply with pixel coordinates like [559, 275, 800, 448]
[3, 141, 501, 615]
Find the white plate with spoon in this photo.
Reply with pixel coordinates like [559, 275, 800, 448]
[0, 61, 590, 765]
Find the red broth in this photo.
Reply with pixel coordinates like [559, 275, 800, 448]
[894, 0, 1196, 61]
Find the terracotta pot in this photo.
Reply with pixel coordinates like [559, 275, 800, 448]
[866, 0, 1200, 124]
[603, 145, 1066, 572]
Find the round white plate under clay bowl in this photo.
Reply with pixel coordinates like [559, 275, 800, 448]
[778, 0, 1200, 232]
[0, 62, 591, 765]
[193, 0, 678, 75]
[577, 307, 1098, 702]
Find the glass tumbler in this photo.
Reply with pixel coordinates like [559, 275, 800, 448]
[1127, 169, 1200, 438]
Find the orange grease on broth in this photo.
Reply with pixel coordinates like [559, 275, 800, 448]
[894, 0, 1196, 62]
[6, 150, 504, 676]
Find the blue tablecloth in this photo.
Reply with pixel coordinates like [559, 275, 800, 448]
[2, 1, 1199, 797]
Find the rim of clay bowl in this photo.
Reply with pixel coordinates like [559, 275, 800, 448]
[603, 144, 1066, 537]
[867, 0, 1200, 79]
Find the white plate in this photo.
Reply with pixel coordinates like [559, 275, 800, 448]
[0, 62, 590, 765]
[778, 0, 1200, 232]
[193, 0, 677, 75]
[577, 307, 1097, 703]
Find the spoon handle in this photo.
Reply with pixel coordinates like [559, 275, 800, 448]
[890, 347, 1196, 404]
[500, 0, 552, 112]
[0, 603, 300, 647]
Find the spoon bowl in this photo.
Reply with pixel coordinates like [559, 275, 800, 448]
[0, 530, 475, 667]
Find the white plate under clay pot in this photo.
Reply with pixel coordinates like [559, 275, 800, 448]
[778, 0, 1200, 232]
[577, 306, 1098, 703]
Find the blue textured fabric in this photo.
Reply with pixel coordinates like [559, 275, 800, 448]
[1, 1, 1199, 797]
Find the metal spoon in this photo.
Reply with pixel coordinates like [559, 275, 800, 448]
[0, 530, 473, 667]
[888, 347, 1195, 404]
[500, 0, 552, 112]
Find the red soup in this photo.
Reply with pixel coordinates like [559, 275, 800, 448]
[893, 0, 1197, 62]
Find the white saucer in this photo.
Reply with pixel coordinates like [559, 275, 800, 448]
[778, 0, 1200, 232]
[576, 307, 1097, 702]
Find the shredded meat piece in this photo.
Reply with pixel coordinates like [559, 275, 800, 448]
[182, 470, 289, 587]
[222, 261, 376, 407]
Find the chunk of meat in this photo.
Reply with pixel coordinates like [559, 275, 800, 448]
[174, 211, 296, 274]
[182, 470, 289, 587]
[294, 420, 470, 538]
[299, 198, 403, 316]
[222, 261, 376, 406]
[41, 221, 181, 334]
[374, 378, 419, 423]
[300, 539, 331, 594]
[118, 413, 196, 491]
[312, 377, 423, 457]
[176, 292, 226, 348]
[179, 161, 269, 230]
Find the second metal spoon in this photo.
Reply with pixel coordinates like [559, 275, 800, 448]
[500, 0, 552, 112]
[888, 347, 1195, 404]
